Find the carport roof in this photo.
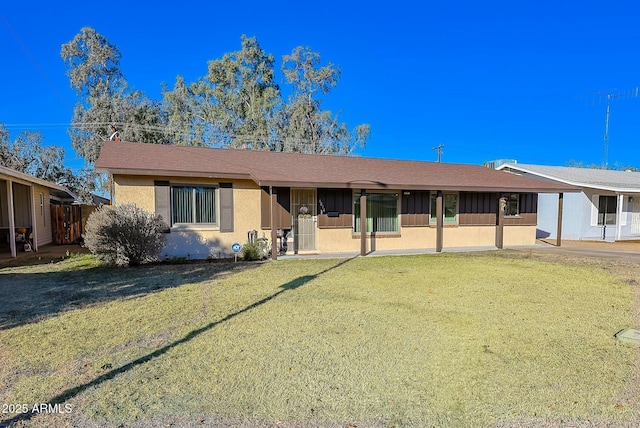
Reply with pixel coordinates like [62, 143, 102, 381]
[96, 141, 578, 193]
[0, 165, 77, 199]
[498, 163, 640, 193]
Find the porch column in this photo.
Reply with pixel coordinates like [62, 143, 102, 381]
[360, 190, 367, 256]
[29, 185, 38, 252]
[616, 193, 624, 241]
[496, 194, 505, 249]
[436, 190, 443, 252]
[6, 180, 16, 258]
[556, 192, 563, 247]
[270, 186, 278, 261]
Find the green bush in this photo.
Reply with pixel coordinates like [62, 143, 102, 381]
[242, 241, 261, 261]
[242, 238, 271, 261]
[83, 204, 167, 266]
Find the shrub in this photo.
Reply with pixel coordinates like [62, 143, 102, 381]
[83, 203, 167, 266]
[242, 238, 271, 261]
[242, 241, 261, 261]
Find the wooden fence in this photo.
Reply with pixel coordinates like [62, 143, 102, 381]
[51, 204, 83, 244]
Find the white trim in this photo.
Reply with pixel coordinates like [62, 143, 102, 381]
[616, 194, 623, 240]
[6, 180, 16, 258]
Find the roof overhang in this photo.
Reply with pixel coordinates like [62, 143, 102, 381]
[98, 168, 254, 182]
[0, 165, 77, 200]
[497, 164, 640, 193]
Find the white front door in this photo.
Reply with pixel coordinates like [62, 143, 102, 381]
[291, 189, 317, 252]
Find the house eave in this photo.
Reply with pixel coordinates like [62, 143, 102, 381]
[497, 164, 638, 193]
[0, 165, 77, 199]
[101, 168, 254, 182]
[256, 180, 576, 193]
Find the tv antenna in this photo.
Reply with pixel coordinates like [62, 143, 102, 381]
[432, 143, 444, 162]
[584, 87, 639, 168]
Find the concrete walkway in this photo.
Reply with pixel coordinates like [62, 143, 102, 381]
[0, 243, 89, 267]
[279, 239, 640, 261]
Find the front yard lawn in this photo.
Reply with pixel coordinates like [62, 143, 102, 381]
[0, 253, 637, 427]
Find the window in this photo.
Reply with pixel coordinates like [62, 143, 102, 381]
[505, 194, 519, 216]
[171, 186, 217, 225]
[430, 193, 458, 224]
[598, 195, 616, 226]
[39, 193, 45, 226]
[354, 192, 398, 233]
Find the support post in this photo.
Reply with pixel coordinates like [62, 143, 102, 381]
[7, 180, 16, 258]
[270, 186, 278, 260]
[360, 190, 367, 256]
[496, 194, 505, 249]
[29, 185, 38, 252]
[615, 193, 623, 241]
[109, 173, 114, 205]
[436, 190, 443, 252]
[556, 192, 563, 247]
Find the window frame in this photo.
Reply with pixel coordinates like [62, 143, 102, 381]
[597, 195, 617, 226]
[353, 191, 400, 234]
[430, 192, 459, 225]
[504, 193, 520, 217]
[170, 184, 219, 229]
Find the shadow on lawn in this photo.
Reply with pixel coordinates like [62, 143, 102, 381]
[0, 257, 354, 427]
[0, 259, 257, 330]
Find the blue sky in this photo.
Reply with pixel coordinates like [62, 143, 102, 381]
[2, 1, 640, 172]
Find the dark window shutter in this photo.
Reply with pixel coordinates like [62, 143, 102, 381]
[219, 183, 234, 232]
[261, 187, 271, 229]
[154, 181, 171, 232]
[260, 187, 291, 229]
[276, 188, 292, 229]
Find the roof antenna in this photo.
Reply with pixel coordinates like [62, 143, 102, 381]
[432, 143, 444, 162]
[109, 124, 120, 142]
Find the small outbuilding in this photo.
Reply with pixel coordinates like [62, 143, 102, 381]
[0, 165, 77, 257]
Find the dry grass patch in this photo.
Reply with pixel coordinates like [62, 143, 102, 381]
[0, 253, 637, 427]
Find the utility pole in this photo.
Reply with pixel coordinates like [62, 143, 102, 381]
[432, 144, 444, 163]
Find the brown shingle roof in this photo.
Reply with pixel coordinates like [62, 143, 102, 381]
[95, 141, 578, 193]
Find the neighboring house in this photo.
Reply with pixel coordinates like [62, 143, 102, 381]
[95, 141, 576, 260]
[497, 163, 640, 241]
[0, 165, 77, 257]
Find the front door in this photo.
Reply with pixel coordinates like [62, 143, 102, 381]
[291, 189, 317, 252]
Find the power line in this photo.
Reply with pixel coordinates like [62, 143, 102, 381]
[4, 121, 364, 156]
[0, 12, 72, 109]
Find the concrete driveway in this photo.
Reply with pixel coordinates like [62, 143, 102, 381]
[517, 240, 640, 262]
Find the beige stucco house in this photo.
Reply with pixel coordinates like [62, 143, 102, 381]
[95, 141, 576, 260]
[0, 165, 77, 257]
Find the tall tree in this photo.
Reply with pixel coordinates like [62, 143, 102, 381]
[279, 46, 370, 155]
[0, 124, 92, 199]
[164, 35, 280, 149]
[162, 76, 212, 146]
[61, 27, 169, 163]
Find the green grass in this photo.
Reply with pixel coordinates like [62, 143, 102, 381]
[0, 253, 636, 427]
